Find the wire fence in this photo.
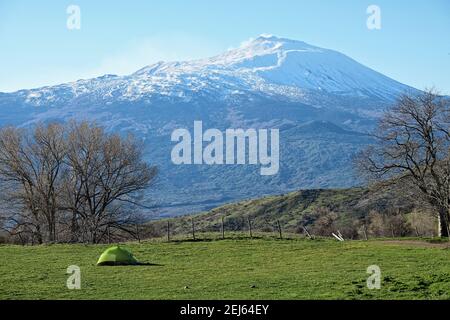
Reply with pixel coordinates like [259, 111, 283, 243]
[139, 215, 314, 242]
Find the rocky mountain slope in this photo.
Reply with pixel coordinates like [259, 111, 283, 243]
[0, 35, 418, 216]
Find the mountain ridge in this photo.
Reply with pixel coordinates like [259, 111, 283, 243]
[3, 35, 415, 103]
[0, 35, 417, 216]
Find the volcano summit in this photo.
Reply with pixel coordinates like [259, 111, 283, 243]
[0, 36, 417, 216]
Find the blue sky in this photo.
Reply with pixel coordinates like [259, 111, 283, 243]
[0, 0, 449, 93]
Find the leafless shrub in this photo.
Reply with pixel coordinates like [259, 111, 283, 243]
[408, 209, 437, 237]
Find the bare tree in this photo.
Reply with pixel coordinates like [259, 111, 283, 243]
[310, 207, 338, 236]
[0, 121, 157, 244]
[0, 124, 66, 242]
[409, 209, 437, 237]
[63, 121, 157, 243]
[357, 89, 450, 237]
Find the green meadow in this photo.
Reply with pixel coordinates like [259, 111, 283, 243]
[0, 235, 449, 300]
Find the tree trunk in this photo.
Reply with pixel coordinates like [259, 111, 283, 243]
[35, 225, 43, 244]
[48, 217, 56, 243]
[70, 212, 78, 242]
[437, 207, 450, 238]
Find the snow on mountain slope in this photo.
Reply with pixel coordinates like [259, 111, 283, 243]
[9, 35, 413, 109]
[0, 35, 418, 216]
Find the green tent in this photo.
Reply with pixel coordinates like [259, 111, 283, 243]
[96, 246, 139, 266]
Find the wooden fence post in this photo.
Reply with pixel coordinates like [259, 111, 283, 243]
[277, 220, 282, 239]
[135, 224, 141, 243]
[167, 220, 170, 242]
[221, 216, 225, 240]
[192, 217, 196, 240]
[248, 217, 253, 238]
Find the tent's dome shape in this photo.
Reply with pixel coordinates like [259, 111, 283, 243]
[96, 246, 138, 266]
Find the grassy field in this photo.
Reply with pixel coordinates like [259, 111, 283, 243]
[0, 234, 449, 300]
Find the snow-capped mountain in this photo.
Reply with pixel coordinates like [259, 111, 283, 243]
[0, 36, 417, 216]
[9, 35, 412, 108]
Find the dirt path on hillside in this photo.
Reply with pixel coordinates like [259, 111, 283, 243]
[381, 240, 450, 249]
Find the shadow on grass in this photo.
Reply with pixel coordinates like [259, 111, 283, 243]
[97, 262, 164, 267]
[166, 235, 309, 243]
[169, 238, 216, 243]
[136, 262, 164, 267]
